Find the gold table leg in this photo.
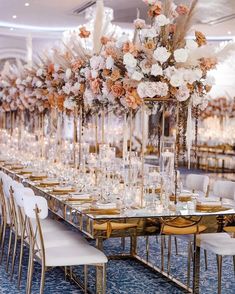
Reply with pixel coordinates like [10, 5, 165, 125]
[192, 235, 201, 294]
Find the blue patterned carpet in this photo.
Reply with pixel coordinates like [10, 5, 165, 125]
[0, 228, 235, 294]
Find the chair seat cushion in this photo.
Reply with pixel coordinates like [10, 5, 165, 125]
[223, 226, 235, 233]
[93, 222, 138, 231]
[197, 233, 235, 255]
[40, 244, 108, 267]
[162, 225, 206, 235]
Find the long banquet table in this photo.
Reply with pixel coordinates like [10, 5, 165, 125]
[1, 164, 235, 294]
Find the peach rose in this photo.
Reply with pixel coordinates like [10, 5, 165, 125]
[101, 36, 110, 45]
[111, 82, 125, 97]
[91, 78, 101, 94]
[79, 26, 90, 38]
[195, 31, 207, 47]
[105, 46, 118, 58]
[48, 63, 54, 74]
[148, 2, 161, 18]
[176, 4, 189, 15]
[72, 59, 84, 71]
[56, 94, 65, 111]
[48, 93, 56, 108]
[200, 57, 217, 71]
[125, 90, 143, 109]
[110, 69, 121, 81]
[122, 41, 138, 56]
[144, 39, 156, 50]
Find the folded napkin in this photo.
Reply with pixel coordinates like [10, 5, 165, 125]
[96, 203, 117, 209]
[197, 200, 221, 207]
[40, 179, 60, 186]
[53, 186, 76, 193]
[69, 193, 91, 199]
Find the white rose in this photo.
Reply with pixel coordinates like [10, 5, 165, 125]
[192, 93, 203, 106]
[36, 68, 43, 77]
[91, 70, 98, 79]
[132, 71, 143, 81]
[163, 66, 176, 79]
[16, 78, 21, 85]
[123, 53, 137, 68]
[54, 64, 60, 72]
[26, 76, 32, 83]
[141, 28, 158, 39]
[186, 39, 198, 50]
[36, 80, 42, 87]
[64, 97, 76, 110]
[155, 14, 170, 27]
[174, 48, 188, 63]
[65, 68, 72, 79]
[151, 64, 163, 76]
[153, 46, 171, 63]
[170, 74, 184, 87]
[106, 56, 114, 69]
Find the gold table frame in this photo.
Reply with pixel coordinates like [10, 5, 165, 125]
[1, 165, 234, 294]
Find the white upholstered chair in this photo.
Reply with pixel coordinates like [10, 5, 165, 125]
[197, 233, 235, 294]
[23, 195, 107, 294]
[185, 174, 210, 197]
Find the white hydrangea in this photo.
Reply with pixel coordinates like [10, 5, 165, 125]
[186, 39, 198, 50]
[64, 97, 76, 110]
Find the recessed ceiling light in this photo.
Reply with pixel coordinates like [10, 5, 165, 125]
[25, 2, 30, 6]
[12, 15, 17, 19]
[228, 31, 232, 35]
[10, 27, 14, 31]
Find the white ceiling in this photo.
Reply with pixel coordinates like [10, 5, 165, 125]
[0, 0, 235, 38]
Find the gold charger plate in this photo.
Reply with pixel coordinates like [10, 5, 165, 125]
[29, 174, 47, 181]
[170, 195, 192, 202]
[196, 205, 230, 213]
[82, 208, 120, 215]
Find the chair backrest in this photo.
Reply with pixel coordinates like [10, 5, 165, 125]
[213, 180, 235, 200]
[23, 195, 48, 219]
[2, 175, 13, 199]
[14, 187, 35, 208]
[185, 174, 210, 195]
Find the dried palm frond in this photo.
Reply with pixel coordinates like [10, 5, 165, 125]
[173, 0, 198, 49]
[161, 0, 172, 46]
[92, 0, 104, 54]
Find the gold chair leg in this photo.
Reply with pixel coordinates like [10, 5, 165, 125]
[204, 249, 208, 271]
[6, 229, 13, 272]
[121, 237, 125, 251]
[103, 264, 106, 294]
[161, 236, 164, 272]
[26, 248, 34, 294]
[0, 223, 7, 264]
[39, 263, 46, 294]
[167, 236, 172, 275]
[96, 264, 106, 294]
[10, 234, 18, 280]
[146, 236, 149, 262]
[17, 236, 24, 289]
[84, 265, 88, 294]
[233, 256, 235, 276]
[216, 255, 222, 294]
[187, 241, 191, 289]
[174, 236, 178, 255]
